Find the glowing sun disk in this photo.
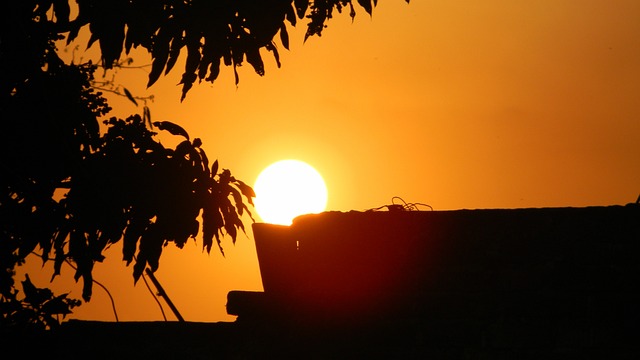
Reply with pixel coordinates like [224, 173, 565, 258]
[254, 160, 328, 225]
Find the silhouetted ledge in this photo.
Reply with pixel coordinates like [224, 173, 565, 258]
[6, 206, 639, 359]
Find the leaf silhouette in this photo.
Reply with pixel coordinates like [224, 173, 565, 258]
[143, 106, 151, 127]
[279, 23, 290, 50]
[206, 57, 222, 82]
[147, 27, 172, 88]
[179, 72, 198, 101]
[266, 42, 281, 68]
[211, 159, 219, 176]
[52, 228, 68, 281]
[133, 255, 146, 283]
[358, 0, 374, 16]
[225, 216, 238, 245]
[123, 218, 146, 265]
[81, 271, 93, 301]
[142, 226, 163, 272]
[153, 121, 190, 140]
[230, 187, 244, 216]
[165, 36, 184, 75]
[246, 46, 265, 76]
[202, 205, 218, 254]
[133, 224, 163, 282]
[123, 87, 138, 106]
[235, 180, 256, 206]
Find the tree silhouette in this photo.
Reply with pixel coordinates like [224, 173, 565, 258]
[1, 0, 403, 329]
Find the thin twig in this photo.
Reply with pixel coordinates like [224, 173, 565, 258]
[62, 259, 119, 322]
[140, 271, 168, 321]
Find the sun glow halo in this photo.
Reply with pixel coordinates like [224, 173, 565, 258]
[254, 160, 328, 225]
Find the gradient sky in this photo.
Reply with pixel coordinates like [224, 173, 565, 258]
[22, 0, 640, 322]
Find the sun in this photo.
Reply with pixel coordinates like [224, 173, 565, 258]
[254, 160, 328, 225]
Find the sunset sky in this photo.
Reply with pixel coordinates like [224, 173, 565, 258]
[23, 0, 640, 322]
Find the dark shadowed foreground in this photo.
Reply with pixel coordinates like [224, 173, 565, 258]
[7, 205, 639, 359]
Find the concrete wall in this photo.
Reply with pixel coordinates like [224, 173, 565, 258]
[249, 206, 639, 351]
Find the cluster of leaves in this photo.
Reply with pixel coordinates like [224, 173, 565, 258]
[61, 115, 254, 300]
[57, 0, 395, 100]
[2, 99, 254, 305]
[0, 275, 81, 332]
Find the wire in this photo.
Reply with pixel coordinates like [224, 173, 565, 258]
[392, 196, 433, 211]
[33, 252, 173, 322]
[144, 268, 185, 322]
[366, 196, 433, 212]
[131, 255, 171, 321]
[28, 252, 120, 322]
[140, 270, 168, 321]
[61, 259, 119, 322]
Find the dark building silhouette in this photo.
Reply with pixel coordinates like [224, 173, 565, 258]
[230, 205, 640, 357]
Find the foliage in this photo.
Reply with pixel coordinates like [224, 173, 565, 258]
[1, 0, 251, 324]
[1, 87, 254, 304]
[1, 275, 81, 331]
[63, 114, 255, 300]
[60, 0, 404, 100]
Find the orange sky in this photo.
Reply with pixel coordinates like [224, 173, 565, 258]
[22, 0, 640, 322]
